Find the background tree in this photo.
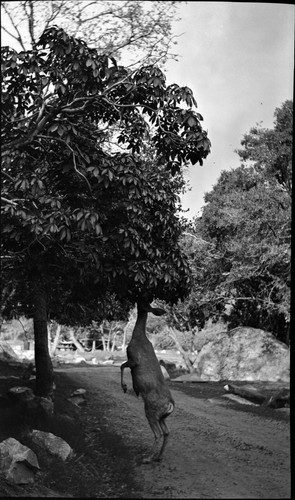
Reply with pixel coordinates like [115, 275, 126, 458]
[1, 26, 211, 397]
[1, 0, 182, 66]
[236, 100, 292, 197]
[163, 101, 292, 346]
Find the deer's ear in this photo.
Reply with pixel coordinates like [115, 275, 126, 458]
[150, 307, 166, 317]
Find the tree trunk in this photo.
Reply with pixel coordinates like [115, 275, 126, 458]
[100, 322, 107, 351]
[224, 383, 290, 408]
[51, 323, 61, 356]
[224, 384, 266, 405]
[33, 282, 54, 399]
[106, 330, 111, 351]
[111, 331, 118, 352]
[47, 322, 52, 353]
[121, 323, 128, 351]
[68, 329, 85, 352]
[168, 327, 195, 373]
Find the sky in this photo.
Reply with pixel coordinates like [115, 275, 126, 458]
[1, 2, 294, 220]
[164, 2, 294, 218]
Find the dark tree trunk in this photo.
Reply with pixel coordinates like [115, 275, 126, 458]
[33, 282, 54, 399]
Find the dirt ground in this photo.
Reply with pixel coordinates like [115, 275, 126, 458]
[0, 361, 291, 498]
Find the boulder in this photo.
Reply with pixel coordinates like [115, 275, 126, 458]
[30, 430, 73, 461]
[7, 386, 35, 403]
[0, 437, 40, 484]
[38, 396, 54, 416]
[0, 341, 20, 362]
[71, 388, 86, 397]
[68, 388, 87, 407]
[193, 327, 289, 382]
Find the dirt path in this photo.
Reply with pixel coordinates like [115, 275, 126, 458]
[55, 366, 290, 499]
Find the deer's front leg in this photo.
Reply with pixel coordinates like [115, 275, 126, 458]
[121, 359, 137, 393]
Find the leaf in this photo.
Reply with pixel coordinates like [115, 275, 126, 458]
[48, 123, 59, 133]
[95, 224, 102, 235]
[186, 116, 197, 128]
[76, 211, 84, 221]
[57, 125, 65, 137]
[42, 77, 49, 86]
[60, 227, 67, 240]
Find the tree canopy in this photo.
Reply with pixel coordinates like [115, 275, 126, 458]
[1, 26, 211, 395]
[1, 24, 210, 315]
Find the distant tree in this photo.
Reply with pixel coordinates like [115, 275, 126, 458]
[200, 165, 290, 343]
[1, 0, 182, 66]
[1, 26, 211, 397]
[164, 101, 292, 345]
[236, 99, 292, 196]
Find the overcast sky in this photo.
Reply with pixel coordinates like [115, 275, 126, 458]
[165, 2, 294, 218]
[1, 2, 294, 220]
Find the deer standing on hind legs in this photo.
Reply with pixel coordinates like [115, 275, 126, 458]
[121, 295, 174, 463]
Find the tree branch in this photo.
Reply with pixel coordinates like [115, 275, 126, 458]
[26, 0, 36, 46]
[2, 3, 26, 50]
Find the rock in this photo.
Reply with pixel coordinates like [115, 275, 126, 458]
[71, 355, 86, 364]
[38, 397, 54, 416]
[193, 327, 289, 382]
[69, 388, 87, 406]
[22, 363, 35, 381]
[0, 437, 40, 484]
[68, 395, 86, 407]
[30, 430, 73, 461]
[68, 388, 87, 407]
[0, 341, 20, 362]
[7, 386, 35, 403]
[71, 388, 86, 397]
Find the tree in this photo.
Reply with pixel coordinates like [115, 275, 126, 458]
[236, 100, 292, 197]
[1, 26, 211, 397]
[1, 0, 182, 66]
[180, 101, 292, 345]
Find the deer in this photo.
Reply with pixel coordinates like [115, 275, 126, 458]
[120, 295, 174, 463]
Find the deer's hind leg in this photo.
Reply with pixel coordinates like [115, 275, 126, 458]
[154, 400, 174, 461]
[155, 417, 170, 461]
[143, 415, 163, 464]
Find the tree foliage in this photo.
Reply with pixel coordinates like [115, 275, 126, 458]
[1, 26, 210, 395]
[1, 25, 210, 314]
[1, 0, 182, 66]
[236, 100, 292, 197]
[166, 101, 292, 345]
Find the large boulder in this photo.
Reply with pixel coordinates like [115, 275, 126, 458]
[30, 430, 73, 461]
[0, 341, 20, 362]
[0, 437, 40, 484]
[193, 327, 289, 382]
